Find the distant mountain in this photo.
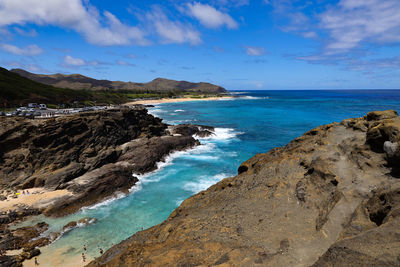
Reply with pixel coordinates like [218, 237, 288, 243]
[11, 69, 227, 93]
[0, 67, 130, 106]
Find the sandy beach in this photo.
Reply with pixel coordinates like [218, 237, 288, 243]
[0, 188, 72, 213]
[125, 96, 233, 105]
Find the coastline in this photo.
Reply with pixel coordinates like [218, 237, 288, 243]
[0, 188, 72, 213]
[0, 107, 223, 267]
[125, 96, 233, 105]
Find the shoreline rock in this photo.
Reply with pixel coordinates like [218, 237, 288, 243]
[88, 110, 400, 267]
[0, 107, 210, 216]
[0, 107, 215, 265]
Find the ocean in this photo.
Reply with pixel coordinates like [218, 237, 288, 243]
[20, 90, 400, 266]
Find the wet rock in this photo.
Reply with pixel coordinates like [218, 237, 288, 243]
[62, 217, 96, 232]
[0, 255, 21, 267]
[1, 108, 207, 216]
[20, 248, 40, 260]
[169, 124, 215, 137]
[62, 221, 77, 232]
[0, 108, 167, 190]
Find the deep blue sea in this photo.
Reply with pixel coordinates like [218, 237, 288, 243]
[21, 90, 400, 266]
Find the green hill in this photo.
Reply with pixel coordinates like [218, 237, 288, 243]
[11, 68, 227, 93]
[0, 67, 131, 107]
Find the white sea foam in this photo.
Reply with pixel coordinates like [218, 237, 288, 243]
[77, 142, 219, 211]
[33, 217, 97, 243]
[183, 173, 232, 194]
[229, 91, 249, 95]
[147, 107, 164, 116]
[80, 192, 127, 211]
[166, 119, 197, 124]
[174, 109, 185, 112]
[236, 96, 269, 100]
[181, 155, 219, 161]
[175, 198, 184, 206]
[196, 127, 243, 141]
[131, 142, 217, 183]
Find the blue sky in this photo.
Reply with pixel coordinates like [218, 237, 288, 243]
[0, 0, 400, 90]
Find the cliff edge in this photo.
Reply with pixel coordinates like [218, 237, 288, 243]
[88, 110, 400, 267]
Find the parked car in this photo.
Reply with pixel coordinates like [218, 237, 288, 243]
[28, 103, 39, 108]
[0, 111, 5, 116]
[39, 104, 47, 110]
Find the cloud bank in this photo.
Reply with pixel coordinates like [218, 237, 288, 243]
[0, 0, 147, 46]
[186, 2, 238, 29]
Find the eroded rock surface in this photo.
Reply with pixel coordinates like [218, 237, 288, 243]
[0, 107, 207, 216]
[88, 110, 400, 267]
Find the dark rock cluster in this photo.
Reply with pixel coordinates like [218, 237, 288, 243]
[0, 107, 209, 215]
[0, 106, 214, 266]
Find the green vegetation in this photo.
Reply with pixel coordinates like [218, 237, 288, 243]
[0, 67, 227, 108]
[46, 104, 58, 109]
[0, 67, 133, 107]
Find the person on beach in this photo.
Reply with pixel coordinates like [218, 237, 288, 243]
[82, 253, 86, 262]
[83, 245, 86, 251]
[34, 257, 39, 265]
[99, 248, 103, 255]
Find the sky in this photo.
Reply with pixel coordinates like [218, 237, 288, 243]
[0, 0, 400, 90]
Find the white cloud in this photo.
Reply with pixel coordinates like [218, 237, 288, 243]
[2, 60, 46, 72]
[0, 43, 43, 56]
[0, 27, 11, 38]
[14, 27, 37, 37]
[146, 7, 201, 45]
[320, 0, 400, 53]
[62, 55, 101, 67]
[245, 46, 265, 56]
[0, 0, 148, 46]
[186, 3, 238, 29]
[301, 31, 317, 39]
[116, 60, 135, 67]
[214, 0, 249, 7]
[63, 55, 85, 66]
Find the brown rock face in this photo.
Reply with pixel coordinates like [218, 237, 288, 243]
[0, 107, 166, 190]
[88, 110, 400, 267]
[0, 107, 206, 216]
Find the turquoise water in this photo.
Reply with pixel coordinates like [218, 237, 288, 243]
[21, 90, 400, 264]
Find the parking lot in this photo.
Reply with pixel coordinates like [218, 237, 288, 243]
[0, 104, 109, 119]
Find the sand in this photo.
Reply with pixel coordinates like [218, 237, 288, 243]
[0, 188, 72, 213]
[125, 96, 233, 105]
[23, 246, 92, 267]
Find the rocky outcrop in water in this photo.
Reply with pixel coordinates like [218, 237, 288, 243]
[88, 110, 400, 267]
[0, 106, 215, 266]
[0, 107, 210, 216]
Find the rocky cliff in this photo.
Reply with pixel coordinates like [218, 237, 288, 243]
[0, 107, 216, 266]
[0, 107, 212, 216]
[88, 110, 400, 267]
[10, 69, 227, 93]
